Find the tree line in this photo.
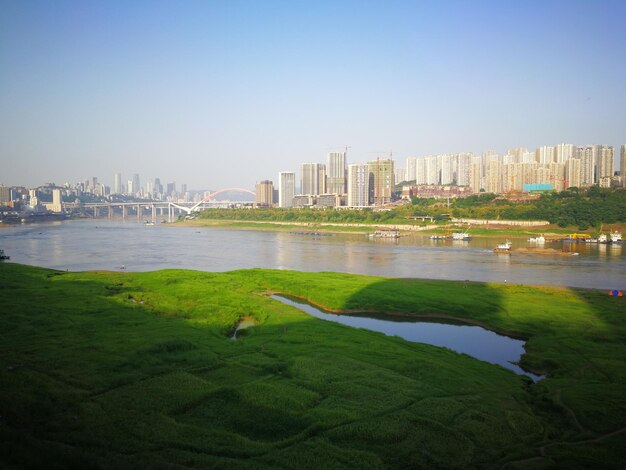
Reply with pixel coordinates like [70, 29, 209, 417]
[198, 187, 626, 230]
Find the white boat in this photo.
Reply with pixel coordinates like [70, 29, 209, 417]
[610, 232, 622, 243]
[597, 234, 608, 243]
[494, 241, 512, 254]
[0, 249, 9, 261]
[452, 232, 471, 241]
[369, 229, 400, 239]
[528, 235, 545, 243]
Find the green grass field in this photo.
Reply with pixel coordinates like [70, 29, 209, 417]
[1, 263, 625, 468]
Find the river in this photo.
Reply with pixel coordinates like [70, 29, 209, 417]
[1, 219, 625, 289]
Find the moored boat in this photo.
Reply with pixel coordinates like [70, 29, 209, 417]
[0, 249, 9, 261]
[610, 232, 622, 243]
[528, 235, 545, 243]
[452, 232, 471, 241]
[494, 241, 512, 254]
[369, 229, 400, 239]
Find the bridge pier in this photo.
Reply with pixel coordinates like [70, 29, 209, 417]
[152, 204, 156, 221]
[108, 204, 112, 219]
[122, 205, 126, 220]
[94, 206, 99, 218]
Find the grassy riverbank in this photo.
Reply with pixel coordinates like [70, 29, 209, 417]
[181, 217, 602, 238]
[1, 263, 625, 468]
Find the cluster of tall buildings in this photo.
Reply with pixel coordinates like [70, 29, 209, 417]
[255, 143, 625, 209]
[112, 173, 187, 201]
[0, 172, 191, 215]
[256, 150, 397, 209]
[404, 143, 625, 194]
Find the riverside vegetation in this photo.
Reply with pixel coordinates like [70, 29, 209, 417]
[1, 263, 626, 468]
[196, 187, 626, 233]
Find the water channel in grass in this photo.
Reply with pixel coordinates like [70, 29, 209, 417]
[271, 294, 543, 382]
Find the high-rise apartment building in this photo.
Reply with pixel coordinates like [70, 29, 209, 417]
[507, 147, 528, 162]
[327, 150, 347, 194]
[578, 145, 599, 187]
[565, 158, 582, 189]
[153, 178, 163, 197]
[132, 174, 140, 196]
[278, 172, 295, 208]
[621, 145, 626, 188]
[521, 151, 536, 163]
[414, 158, 426, 185]
[255, 180, 274, 207]
[368, 159, 394, 205]
[0, 185, 10, 206]
[405, 157, 417, 182]
[555, 143, 576, 164]
[347, 164, 370, 207]
[114, 173, 122, 194]
[536, 146, 555, 164]
[300, 163, 325, 195]
[50, 189, 62, 213]
[469, 156, 482, 193]
[486, 159, 502, 194]
[394, 167, 405, 185]
[598, 145, 614, 179]
[457, 153, 472, 186]
[439, 154, 453, 185]
[424, 156, 438, 185]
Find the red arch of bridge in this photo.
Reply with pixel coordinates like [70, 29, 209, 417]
[207, 188, 256, 200]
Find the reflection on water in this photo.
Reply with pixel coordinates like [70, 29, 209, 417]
[1, 219, 625, 289]
[271, 295, 543, 381]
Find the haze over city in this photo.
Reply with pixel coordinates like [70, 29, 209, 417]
[1, 0, 625, 190]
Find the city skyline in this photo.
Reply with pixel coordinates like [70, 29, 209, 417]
[1, 1, 626, 189]
[0, 143, 626, 198]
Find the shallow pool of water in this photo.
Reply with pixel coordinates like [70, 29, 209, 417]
[272, 295, 543, 381]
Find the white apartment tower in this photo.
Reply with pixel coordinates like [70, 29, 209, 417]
[536, 146, 555, 164]
[555, 143, 575, 164]
[486, 159, 502, 194]
[278, 171, 295, 208]
[114, 173, 122, 194]
[578, 145, 599, 187]
[439, 154, 453, 185]
[469, 156, 482, 193]
[622, 145, 626, 188]
[347, 164, 370, 207]
[405, 157, 417, 182]
[327, 150, 347, 194]
[457, 153, 472, 186]
[394, 167, 405, 185]
[300, 163, 325, 195]
[424, 156, 438, 185]
[598, 145, 614, 179]
[507, 147, 528, 162]
[566, 158, 582, 189]
[415, 158, 427, 185]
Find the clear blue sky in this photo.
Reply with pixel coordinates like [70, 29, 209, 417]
[1, 0, 625, 190]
